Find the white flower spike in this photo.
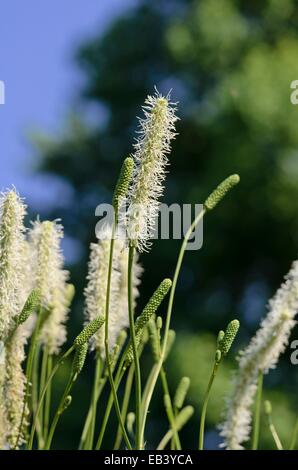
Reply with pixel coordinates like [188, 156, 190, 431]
[127, 90, 178, 252]
[29, 220, 70, 355]
[220, 260, 298, 449]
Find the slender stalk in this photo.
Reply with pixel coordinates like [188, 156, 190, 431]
[44, 374, 75, 449]
[157, 429, 173, 450]
[114, 332, 149, 450]
[103, 222, 132, 450]
[79, 368, 106, 449]
[43, 353, 53, 443]
[85, 356, 102, 450]
[267, 418, 283, 450]
[289, 416, 298, 450]
[160, 368, 181, 450]
[94, 366, 126, 449]
[27, 345, 75, 449]
[114, 362, 135, 449]
[198, 362, 219, 450]
[140, 209, 205, 445]
[251, 370, 263, 450]
[128, 245, 142, 449]
[36, 347, 48, 449]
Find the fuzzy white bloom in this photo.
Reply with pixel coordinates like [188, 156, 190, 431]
[84, 225, 141, 356]
[0, 342, 9, 449]
[0, 190, 27, 341]
[29, 220, 70, 355]
[126, 90, 178, 252]
[220, 260, 298, 449]
[0, 190, 35, 449]
[5, 317, 34, 448]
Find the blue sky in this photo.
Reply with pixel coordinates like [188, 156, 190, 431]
[0, 0, 136, 209]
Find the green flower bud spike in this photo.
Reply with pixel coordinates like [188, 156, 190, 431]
[217, 330, 225, 348]
[135, 279, 172, 334]
[156, 316, 163, 330]
[126, 279, 172, 364]
[174, 377, 191, 410]
[112, 157, 134, 211]
[199, 320, 240, 450]
[16, 289, 40, 326]
[219, 320, 240, 356]
[60, 396, 72, 414]
[72, 342, 88, 376]
[204, 174, 240, 211]
[215, 350, 222, 364]
[74, 316, 105, 347]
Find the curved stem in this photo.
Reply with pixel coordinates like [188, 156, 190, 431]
[103, 222, 132, 450]
[198, 362, 219, 450]
[140, 208, 205, 445]
[36, 346, 47, 449]
[289, 416, 298, 450]
[79, 364, 106, 449]
[128, 245, 142, 449]
[114, 363, 135, 450]
[44, 374, 75, 449]
[85, 356, 102, 450]
[267, 418, 283, 450]
[43, 353, 53, 444]
[251, 370, 263, 450]
[27, 345, 74, 449]
[160, 367, 181, 450]
[94, 366, 125, 449]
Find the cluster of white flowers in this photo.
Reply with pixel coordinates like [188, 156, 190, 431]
[0, 190, 28, 341]
[126, 90, 178, 252]
[84, 225, 142, 356]
[220, 260, 298, 449]
[0, 190, 33, 448]
[29, 220, 70, 355]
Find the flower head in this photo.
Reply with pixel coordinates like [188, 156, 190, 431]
[29, 220, 70, 355]
[0, 190, 28, 341]
[5, 319, 34, 448]
[127, 90, 178, 252]
[220, 260, 298, 449]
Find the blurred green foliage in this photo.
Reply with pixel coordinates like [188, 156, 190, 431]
[31, 0, 298, 449]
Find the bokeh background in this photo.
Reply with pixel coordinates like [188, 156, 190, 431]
[1, 0, 298, 449]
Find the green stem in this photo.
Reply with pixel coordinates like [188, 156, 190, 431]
[140, 208, 205, 445]
[251, 370, 263, 450]
[94, 366, 125, 449]
[160, 367, 181, 450]
[85, 356, 102, 450]
[198, 362, 219, 450]
[103, 222, 132, 450]
[114, 362, 135, 450]
[289, 416, 298, 450]
[267, 419, 283, 450]
[44, 374, 75, 450]
[43, 353, 53, 444]
[128, 245, 142, 449]
[79, 368, 106, 449]
[27, 345, 74, 449]
[36, 346, 47, 449]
